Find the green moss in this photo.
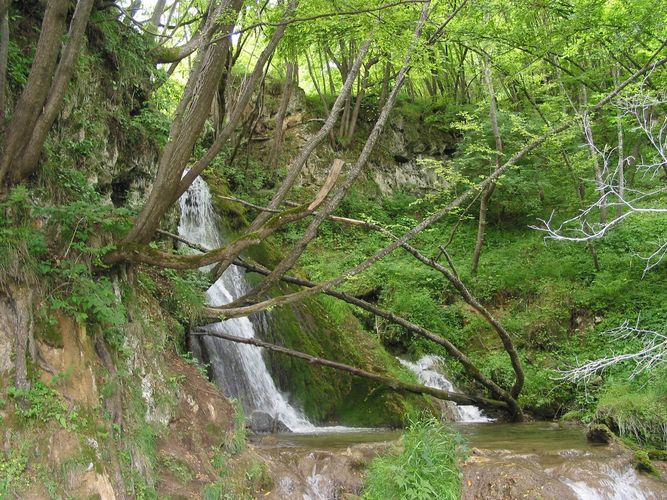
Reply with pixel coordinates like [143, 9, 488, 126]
[35, 314, 64, 348]
[262, 291, 433, 426]
[634, 450, 658, 475]
[204, 170, 250, 232]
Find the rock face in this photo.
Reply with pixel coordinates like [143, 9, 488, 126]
[251, 82, 457, 196]
[371, 114, 454, 195]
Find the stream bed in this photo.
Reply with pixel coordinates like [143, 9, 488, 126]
[252, 422, 667, 500]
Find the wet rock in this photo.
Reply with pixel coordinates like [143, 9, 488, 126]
[249, 410, 290, 433]
[634, 450, 657, 474]
[586, 423, 615, 444]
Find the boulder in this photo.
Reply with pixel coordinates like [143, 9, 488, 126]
[586, 423, 615, 444]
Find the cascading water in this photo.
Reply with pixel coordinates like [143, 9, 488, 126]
[561, 466, 654, 500]
[179, 176, 315, 432]
[398, 355, 493, 423]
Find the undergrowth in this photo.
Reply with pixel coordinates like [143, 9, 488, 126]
[363, 416, 462, 500]
[594, 375, 667, 449]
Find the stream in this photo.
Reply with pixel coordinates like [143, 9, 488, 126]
[254, 422, 667, 499]
[179, 178, 666, 499]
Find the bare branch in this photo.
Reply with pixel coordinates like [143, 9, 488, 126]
[556, 318, 667, 383]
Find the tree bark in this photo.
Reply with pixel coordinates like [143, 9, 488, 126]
[0, 1, 8, 126]
[471, 53, 502, 275]
[11, 0, 96, 184]
[269, 61, 296, 168]
[123, 0, 261, 244]
[0, 0, 70, 187]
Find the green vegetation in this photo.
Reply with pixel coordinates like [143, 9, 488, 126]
[7, 381, 80, 431]
[363, 416, 462, 500]
[594, 376, 667, 449]
[2, 0, 667, 496]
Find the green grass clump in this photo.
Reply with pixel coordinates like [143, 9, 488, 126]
[594, 376, 667, 449]
[363, 416, 462, 500]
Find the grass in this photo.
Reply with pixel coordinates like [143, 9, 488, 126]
[594, 375, 667, 449]
[363, 416, 462, 500]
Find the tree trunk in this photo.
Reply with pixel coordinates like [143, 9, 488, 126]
[150, 0, 167, 28]
[238, 5, 432, 301]
[246, 41, 371, 231]
[379, 60, 391, 108]
[471, 53, 502, 275]
[11, 0, 96, 184]
[471, 183, 496, 275]
[306, 51, 336, 148]
[0, 1, 8, 126]
[613, 65, 625, 218]
[269, 61, 296, 168]
[0, 0, 70, 187]
[124, 0, 267, 244]
[581, 86, 608, 224]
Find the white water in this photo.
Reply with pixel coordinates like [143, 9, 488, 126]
[562, 466, 654, 500]
[179, 176, 315, 432]
[398, 355, 493, 423]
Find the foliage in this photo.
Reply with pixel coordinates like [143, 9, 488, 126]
[224, 399, 247, 455]
[8, 382, 80, 431]
[159, 454, 194, 483]
[363, 416, 462, 500]
[594, 375, 667, 449]
[0, 448, 29, 498]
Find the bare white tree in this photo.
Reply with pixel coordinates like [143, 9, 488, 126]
[532, 69, 667, 277]
[534, 69, 667, 383]
[555, 318, 667, 383]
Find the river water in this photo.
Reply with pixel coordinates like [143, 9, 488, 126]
[256, 422, 667, 499]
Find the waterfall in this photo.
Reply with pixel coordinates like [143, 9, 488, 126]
[398, 355, 493, 423]
[179, 176, 315, 433]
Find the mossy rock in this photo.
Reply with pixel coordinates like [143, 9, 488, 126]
[634, 450, 658, 475]
[586, 423, 615, 444]
[648, 449, 667, 461]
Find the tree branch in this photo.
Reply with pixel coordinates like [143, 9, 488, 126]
[191, 328, 508, 410]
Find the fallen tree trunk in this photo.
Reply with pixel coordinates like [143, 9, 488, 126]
[190, 328, 508, 411]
